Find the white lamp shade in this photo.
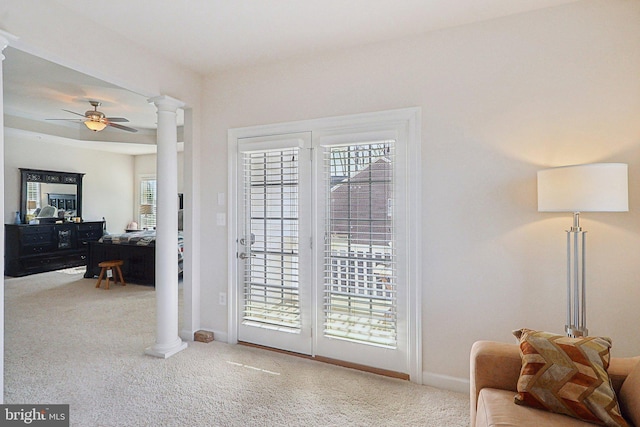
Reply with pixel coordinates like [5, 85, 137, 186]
[537, 163, 628, 212]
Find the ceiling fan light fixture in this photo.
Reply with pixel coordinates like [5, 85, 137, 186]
[47, 101, 137, 133]
[84, 120, 107, 132]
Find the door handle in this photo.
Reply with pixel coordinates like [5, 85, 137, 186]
[239, 233, 256, 246]
[238, 252, 255, 260]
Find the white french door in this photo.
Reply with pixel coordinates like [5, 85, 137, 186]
[231, 109, 420, 379]
[236, 133, 313, 355]
[312, 129, 408, 374]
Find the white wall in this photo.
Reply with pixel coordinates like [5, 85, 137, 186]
[201, 0, 640, 387]
[134, 152, 185, 193]
[0, 1, 202, 108]
[133, 152, 185, 226]
[4, 133, 135, 232]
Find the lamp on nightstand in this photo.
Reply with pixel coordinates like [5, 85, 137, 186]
[537, 163, 628, 338]
[26, 200, 37, 221]
[139, 204, 154, 229]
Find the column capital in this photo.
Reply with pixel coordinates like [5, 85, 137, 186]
[0, 30, 19, 60]
[148, 95, 185, 112]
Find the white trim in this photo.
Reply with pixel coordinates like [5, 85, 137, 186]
[180, 106, 202, 343]
[227, 108, 422, 381]
[238, 135, 307, 152]
[0, 28, 18, 406]
[180, 328, 227, 343]
[179, 329, 194, 342]
[228, 108, 420, 140]
[211, 330, 229, 343]
[227, 134, 239, 344]
[423, 372, 470, 395]
[406, 108, 422, 384]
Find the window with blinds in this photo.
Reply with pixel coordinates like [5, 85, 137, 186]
[242, 148, 301, 332]
[140, 178, 157, 229]
[323, 142, 397, 348]
[26, 182, 41, 215]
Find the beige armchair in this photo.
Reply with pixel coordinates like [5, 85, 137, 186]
[470, 340, 639, 427]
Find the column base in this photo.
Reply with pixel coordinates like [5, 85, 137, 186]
[145, 338, 188, 359]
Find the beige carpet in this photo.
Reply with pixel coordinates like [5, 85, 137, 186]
[4, 270, 469, 426]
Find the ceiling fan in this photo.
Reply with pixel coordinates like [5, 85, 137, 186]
[46, 101, 138, 133]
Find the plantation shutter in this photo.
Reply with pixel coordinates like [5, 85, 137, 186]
[241, 147, 301, 331]
[323, 142, 397, 347]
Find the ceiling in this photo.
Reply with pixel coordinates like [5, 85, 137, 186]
[52, 0, 580, 75]
[4, 47, 163, 155]
[4, 0, 579, 154]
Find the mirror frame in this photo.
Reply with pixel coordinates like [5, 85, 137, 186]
[20, 168, 84, 223]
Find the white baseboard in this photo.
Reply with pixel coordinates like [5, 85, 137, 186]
[179, 329, 195, 342]
[422, 371, 470, 395]
[180, 328, 228, 343]
[211, 330, 228, 343]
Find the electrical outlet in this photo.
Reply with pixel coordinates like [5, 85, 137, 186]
[219, 292, 227, 306]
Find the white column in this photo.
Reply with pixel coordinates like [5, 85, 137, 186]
[145, 95, 187, 358]
[179, 108, 202, 341]
[0, 29, 17, 403]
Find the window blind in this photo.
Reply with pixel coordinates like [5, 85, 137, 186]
[242, 148, 301, 332]
[323, 142, 397, 347]
[26, 182, 40, 211]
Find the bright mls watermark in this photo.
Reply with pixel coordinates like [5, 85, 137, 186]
[1, 405, 69, 426]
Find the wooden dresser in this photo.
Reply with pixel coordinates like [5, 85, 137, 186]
[5, 221, 104, 277]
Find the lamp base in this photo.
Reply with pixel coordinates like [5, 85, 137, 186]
[566, 325, 588, 338]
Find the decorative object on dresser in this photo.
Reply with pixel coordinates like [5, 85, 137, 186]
[5, 221, 105, 277]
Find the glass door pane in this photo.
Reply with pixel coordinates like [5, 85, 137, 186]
[323, 142, 397, 347]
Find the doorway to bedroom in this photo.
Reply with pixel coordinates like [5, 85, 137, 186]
[228, 108, 421, 380]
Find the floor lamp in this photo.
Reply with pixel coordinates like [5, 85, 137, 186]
[537, 163, 628, 338]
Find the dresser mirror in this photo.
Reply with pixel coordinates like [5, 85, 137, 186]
[19, 168, 84, 223]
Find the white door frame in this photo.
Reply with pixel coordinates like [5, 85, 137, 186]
[227, 108, 422, 383]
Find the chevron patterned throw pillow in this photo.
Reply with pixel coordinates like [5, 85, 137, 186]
[513, 328, 628, 427]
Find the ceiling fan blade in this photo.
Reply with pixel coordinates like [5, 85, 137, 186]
[45, 118, 84, 122]
[105, 117, 129, 123]
[61, 109, 87, 118]
[107, 122, 138, 133]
